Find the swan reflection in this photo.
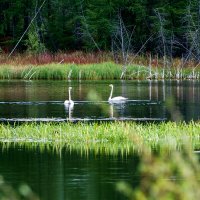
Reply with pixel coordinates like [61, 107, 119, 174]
[109, 104, 114, 118]
[109, 103, 126, 119]
[64, 104, 74, 121]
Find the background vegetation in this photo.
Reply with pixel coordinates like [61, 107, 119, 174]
[1, 0, 200, 61]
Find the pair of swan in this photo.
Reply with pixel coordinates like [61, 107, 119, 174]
[64, 84, 128, 106]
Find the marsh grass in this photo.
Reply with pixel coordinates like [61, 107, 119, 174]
[0, 122, 200, 155]
[0, 63, 174, 80]
[2, 52, 200, 80]
[1, 62, 200, 80]
[0, 62, 142, 80]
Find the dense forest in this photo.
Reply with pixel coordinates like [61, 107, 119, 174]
[1, 0, 200, 59]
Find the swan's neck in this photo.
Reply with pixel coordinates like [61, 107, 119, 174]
[68, 89, 71, 101]
[109, 86, 113, 100]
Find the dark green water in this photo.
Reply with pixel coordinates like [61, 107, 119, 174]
[1, 80, 200, 199]
[0, 144, 139, 200]
[0, 79, 200, 122]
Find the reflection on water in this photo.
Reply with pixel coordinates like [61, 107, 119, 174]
[0, 80, 200, 122]
[110, 104, 114, 118]
[0, 144, 139, 200]
[64, 103, 74, 121]
[1, 80, 200, 199]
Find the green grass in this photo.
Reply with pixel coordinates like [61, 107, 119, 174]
[1, 62, 200, 80]
[0, 62, 122, 80]
[0, 121, 200, 155]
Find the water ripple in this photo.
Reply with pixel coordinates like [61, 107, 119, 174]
[0, 117, 167, 123]
[0, 100, 162, 106]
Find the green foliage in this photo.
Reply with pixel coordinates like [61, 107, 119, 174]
[0, 0, 199, 56]
[25, 26, 46, 54]
[81, 0, 115, 50]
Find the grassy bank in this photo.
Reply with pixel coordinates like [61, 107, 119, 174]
[0, 62, 200, 80]
[0, 121, 200, 154]
[0, 62, 133, 80]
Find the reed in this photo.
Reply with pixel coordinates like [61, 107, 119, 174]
[2, 52, 200, 80]
[0, 121, 200, 155]
[1, 61, 200, 80]
[0, 62, 139, 80]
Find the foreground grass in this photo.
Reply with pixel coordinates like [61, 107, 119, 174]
[0, 121, 200, 154]
[1, 122, 200, 200]
[117, 145, 200, 200]
[0, 62, 199, 80]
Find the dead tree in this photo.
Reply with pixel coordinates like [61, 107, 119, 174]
[183, 0, 200, 61]
[111, 11, 134, 79]
[154, 9, 173, 79]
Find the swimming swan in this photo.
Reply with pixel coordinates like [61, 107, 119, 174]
[64, 87, 74, 106]
[108, 84, 128, 103]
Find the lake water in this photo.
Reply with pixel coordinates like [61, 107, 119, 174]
[0, 144, 139, 200]
[1, 80, 200, 199]
[0, 79, 200, 122]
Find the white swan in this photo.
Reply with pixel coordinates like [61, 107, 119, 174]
[108, 84, 128, 103]
[64, 87, 74, 106]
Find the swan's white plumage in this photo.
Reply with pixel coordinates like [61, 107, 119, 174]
[64, 99, 74, 105]
[108, 84, 128, 103]
[64, 87, 74, 106]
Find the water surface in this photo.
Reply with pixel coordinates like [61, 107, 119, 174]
[0, 80, 199, 122]
[0, 80, 200, 122]
[1, 80, 200, 199]
[0, 144, 139, 200]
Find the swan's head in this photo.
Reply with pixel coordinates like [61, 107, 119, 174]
[109, 84, 113, 87]
[69, 87, 72, 90]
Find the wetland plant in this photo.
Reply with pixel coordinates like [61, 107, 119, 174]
[0, 122, 200, 154]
